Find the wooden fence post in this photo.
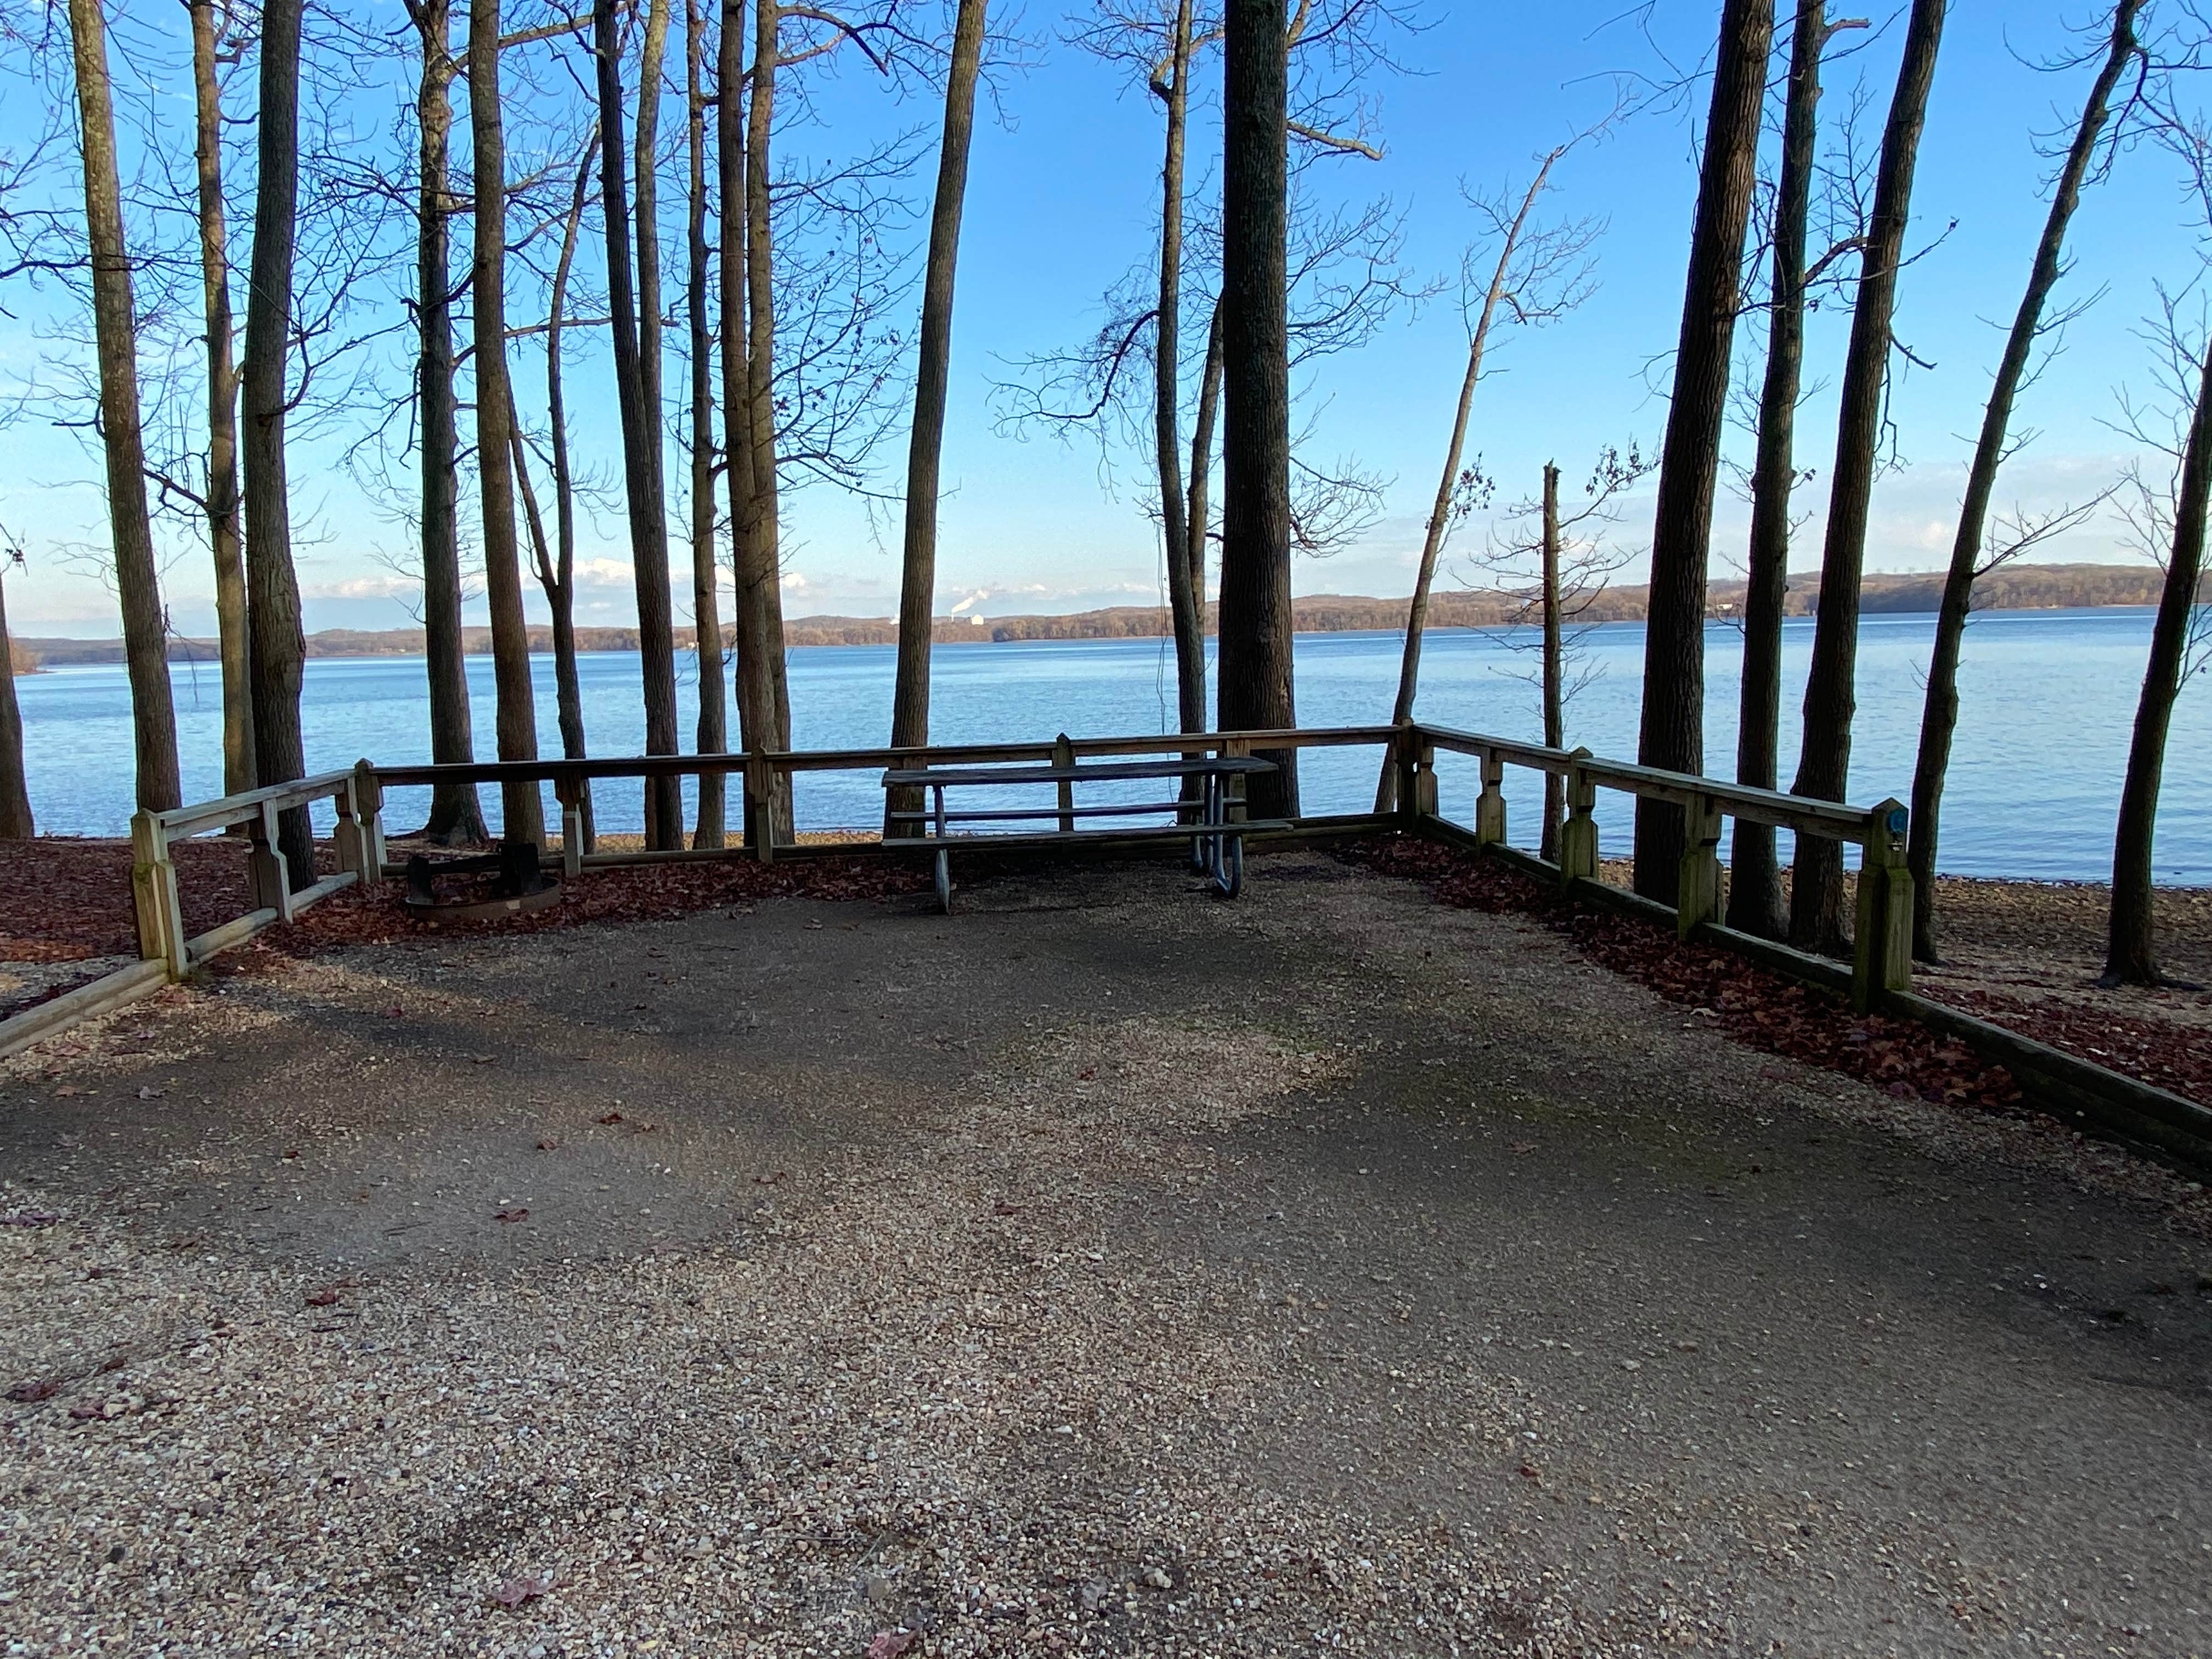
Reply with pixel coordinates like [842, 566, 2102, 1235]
[1676, 792, 1723, 939]
[1852, 798, 1914, 1014]
[249, 799, 295, 922]
[336, 761, 384, 882]
[554, 771, 585, 879]
[1391, 726, 1436, 825]
[129, 809, 187, 979]
[1558, 748, 1597, 887]
[1053, 732, 1076, 833]
[1474, 749, 1507, 846]
[744, 757, 777, 862]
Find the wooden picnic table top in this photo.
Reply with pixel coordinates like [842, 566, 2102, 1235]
[880, 755, 1278, 788]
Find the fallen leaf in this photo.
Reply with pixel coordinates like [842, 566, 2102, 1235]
[537, 1138, 561, 1152]
[54, 1086, 78, 1097]
[865, 1633, 914, 1659]
[992, 1201, 1023, 1216]
[6, 1379, 63, 1403]
[305, 1289, 341, 1308]
[753, 1171, 786, 1186]
[136, 1086, 165, 1100]
[495, 1208, 529, 1224]
[1510, 1141, 1538, 1155]
[490, 1575, 547, 1609]
[597, 1111, 625, 1126]
[68, 1403, 104, 1421]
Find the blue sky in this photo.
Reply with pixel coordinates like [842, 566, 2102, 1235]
[1, 0, 2202, 638]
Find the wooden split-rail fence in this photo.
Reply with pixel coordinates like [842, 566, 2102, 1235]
[5, 723, 2207, 1171]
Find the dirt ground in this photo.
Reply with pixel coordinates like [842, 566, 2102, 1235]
[2, 850, 2209, 1658]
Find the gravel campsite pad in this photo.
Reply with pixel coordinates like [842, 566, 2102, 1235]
[2, 851, 2210, 1656]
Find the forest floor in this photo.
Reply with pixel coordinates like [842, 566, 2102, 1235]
[7, 832, 2211, 1109]
[2, 850, 2209, 1656]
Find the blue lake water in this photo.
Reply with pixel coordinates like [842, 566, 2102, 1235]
[11, 606, 2203, 883]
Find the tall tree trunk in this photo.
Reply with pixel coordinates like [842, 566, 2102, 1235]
[1631, 0, 1771, 904]
[596, 0, 683, 848]
[2104, 351, 2212, 985]
[541, 132, 594, 845]
[727, 0, 793, 839]
[241, 0, 314, 881]
[1788, 0, 1945, 953]
[408, 0, 488, 844]
[1376, 151, 1561, 812]
[1911, 0, 2143, 962]
[1187, 299, 1223, 642]
[1154, 0, 1206, 741]
[686, 0, 726, 848]
[1728, 0, 1833, 939]
[1541, 461, 1564, 861]
[889, 0, 990, 767]
[469, 0, 545, 845]
[1219, 0, 1297, 817]
[188, 0, 253, 803]
[66, 0, 179, 814]
[0, 573, 30, 838]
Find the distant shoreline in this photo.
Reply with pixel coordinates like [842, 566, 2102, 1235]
[9, 562, 2169, 668]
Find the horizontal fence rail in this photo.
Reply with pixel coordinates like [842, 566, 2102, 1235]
[6, 719, 2205, 1172]
[1400, 724, 1910, 1014]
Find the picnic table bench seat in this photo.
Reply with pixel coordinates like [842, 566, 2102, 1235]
[881, 752, 1279, 912]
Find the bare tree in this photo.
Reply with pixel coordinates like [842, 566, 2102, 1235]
[188, 0, 253, 801]
[0, 545, 29, 839]
[403, 0, 490, 845]
[1787, 0, 1945, 955]
[1908, 0, 2148, 962]
[241, 0, 319, 880]
[2106, 260, 2212, 983]
[724, 0, 901, 843]
[65, 0, 179, 814]
[1374, 132, 1602, 811]
[685, 0, 726, 848]
[529, 128, 597, 844]
[594, 0, 683, 849]
[1631, 0, 1771, 905]
[470, 0, 545, 845]
[889, 0, 990, 766]
[1476, 447, 1646, 854]
[1220, 0, 1296, 814]
[1726, 0, 1865, 939]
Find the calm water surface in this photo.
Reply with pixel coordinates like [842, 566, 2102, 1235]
[14, 606, 2203, 883]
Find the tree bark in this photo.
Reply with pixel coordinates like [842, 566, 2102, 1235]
[1728, 0, 1832, 939]
[0, 573, 30, 838]
[1187, 300, 1223, 633]
[1541, 461, 1564, 861]
[407, 0, 488, 844]
[1153, 0, 1207, 742]
[2104, 349, 2212, 986]
[686, 0, 726, 848]
[1788, 0, 1944, 953]
[241, 0, 314, 882]
[540, 133, 595, 844]
[1219, 0, 1297, 817]
[1911, 0, 2143, 962]
[596, 0, 683, 848]
[188, 0, 253, 804]
[66, 0, 180, 815]
[469, 0, 545, 845]
[726, 0, 793, 840]
[890, 0, 990, 768]
[1376, 152, 1560, 812]
[1631, 0, 1771, 904]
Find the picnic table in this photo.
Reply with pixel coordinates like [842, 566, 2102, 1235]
[881, 753, 1282, 913]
